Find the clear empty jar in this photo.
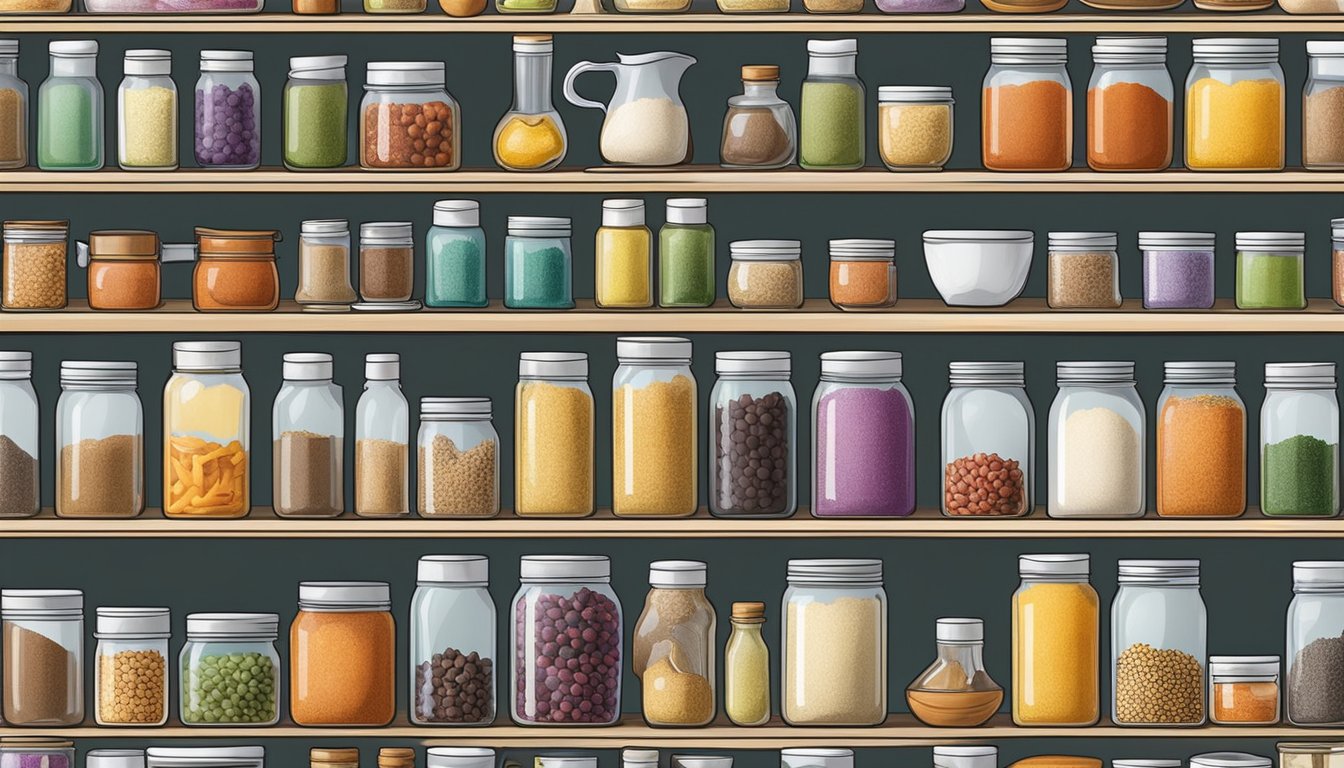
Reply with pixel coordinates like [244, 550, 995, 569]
[410, 555, 496, 725]
[515, 352, 593, 518]
[0, 352, 39, 519]
[1047, 232, 1120, 309]
[829, 239, 896, 309]
[1186, 39, 1284, 170]
[1156, 362, 1246, 518]
[118, 49, 177, 171]
[94, 607, 170, 726]
[2, 589, 84, 726]
[728, 240, 803, 309]
[942, 361, 1032, 518]
[612, 337, 697, 518]
[296, 220, 356, 307]
[56, 361, 144, 519]
[1287, 561, 1344, 725]
[418, 397, 499, 518]
[983, 38, 1071, 172]
[179, 612, 280, 725]
[1111, 559, 1207, 726]
[709, 351, 796, 518]
[1142, 232, 1216, 310]
[878, 86, 953, 171]
[1236, 232, 1305, 310]
[1210, 655, 1279, 725]
[1048, 361, 1145, 519]
[1261, 363, 1339, 518]
[273, 353, 344, 518]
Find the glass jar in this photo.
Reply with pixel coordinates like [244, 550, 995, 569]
[0, 41, 27, 170]
[0, 352, 38, 519]
[80, 230, 192, 311]
[933, 749, 997, 768]
[505, 216, 573, 309]
[1012, 554, 1099, 725]
[728, 240, 804, 309]
[1088, 37, 1173, 171]
[1190, 756, 1270, 768]
[1304, 44, 1344, 166]
[803, 0, 860, 19]
[1047, 361, 1145, 519]
[812, 351, 915, 518]
[410, 555, 496, 725]
[418, 397, 499, 518]
[360, 222, 415, 304]
[1290, 564, 1344, 725]
[1111, 559, 1207, 726]
[1186, 39, 1283, 170]
[612, 337, 697, 518]
[38, 41, 102, 171]
[196, 51, 260, 170]
[724, 602, 769, 727]
[709, 351, 796, 518]
[1334, 219, 1344, 307]
[1236, 232, 1304, 310]
[12, 743, 78, 768]
[659, 198, 715, 308]
[1156, 362, 1246, 518]
[878, 86, 953, 171]
[290, 582, 395, 726]
[828, 239, 896, 310]
[3, 220, 68, 310]
[721, 66, 796, 170]
[164, 342, 249, 519]
[717, 0, 785, 10]
[800, 40, 864, 168]
[784, 751, 855, 768]
[192, 228, 281, 312]
[1, 589, 83, 726]
[596, 199, 652, 308]
[94, 607, 170, 726]
[1263, 363, 1340, 518]
[510, 554, 622, 725]
[355, 354, 408, 518]
[365, 0, 422, 14]
[273, 353, 343, 519]
[148, 748, 264, 768]
[1279, 746, 1344, 768]
[87, 750, 145, 768]
[429, 751, 495, 768]
[1142, 232, 1216, 310]
[906, 618, 1003, 727]
[179, 612, 280, 725]
[1048, 232, 1120, 309]
[516, 352, 594, 518]
[782, 559, 886, 725]
[118, 50, 176, 172]
[1210, 655, 1279, 725]
[284, 56, 347, 171]
[56, 361, 144, 519]
[361, 62, 458, 171]
[633, 561, 717, 727]
[942, 361, 1033, 518]
[983, 39, 1071, 172]
[427, 200, 486, 308]
[494, 35, 566, 172]
[296, 220, 355, 307]
[496, 0, 553, 18]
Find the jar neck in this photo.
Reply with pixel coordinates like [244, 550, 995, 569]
[513, 51, 554, 115]
[717, 372, 788, 382]
[742, 79, 780, 100]
[51, 56, 96, 79]
[808, 54, 855, 79]
[730, 619, 764, 634]
[1312, 55, 1344, 79]
[365, 379, 401, 391]
[284, 378, 333, 387]
[0, 58, 18, 78]
[936, 641, 985, 671]
[820, 373, 900, 385]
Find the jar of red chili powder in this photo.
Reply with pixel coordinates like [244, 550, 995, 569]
[982, 38, 1072, 172]
[360, 62, 460, 171]
[192, 228, 280, 312]
[1087, 37, 1173, 172]
[78, 230, 197, 311]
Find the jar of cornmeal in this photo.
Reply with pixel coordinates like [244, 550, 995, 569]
[515, 352, 594, 518]
[612, 337, 698, 518]
[1012, 553, 1099, 725]
[728, 240, 803, 309]
[179, 612, 280, 725]
[633, 561, 717, 727]
[878, 86, 953, 171]
[290, 581, 395, 726]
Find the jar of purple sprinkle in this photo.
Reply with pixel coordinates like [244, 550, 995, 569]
[1141, 232, 1216, 310]
[195, 51, 260, 171]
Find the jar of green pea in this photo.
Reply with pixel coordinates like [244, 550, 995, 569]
[179, 613, 280, 726]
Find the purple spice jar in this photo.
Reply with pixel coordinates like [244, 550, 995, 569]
[0, 740, 73, 768]
[195, 51, 261, 170]
[1141, 232, 1216, 309]
[876, 0, 963, 11]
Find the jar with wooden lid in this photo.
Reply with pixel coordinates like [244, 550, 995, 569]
[3, 220, 68, 310]
[192, 228, 280, 312]
[721, 66, 796, 169]
[78, 230, 196, 311]
[312, 749, 359, 768]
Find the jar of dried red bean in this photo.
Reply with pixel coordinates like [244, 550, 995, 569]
[941, 361, 1033, 518]
[360, 62, 460, 171]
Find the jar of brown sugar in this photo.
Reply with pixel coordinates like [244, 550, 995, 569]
[296, 220, 356, 307]
[359, 221, 415, 304]
[290, 582, 396, 727]
[78, 230, 197, 311]
[728, 239, 804, 309]
[192, 228, 280, 312]
[1047, 231, 1120, 309]
[361, 62, 460, 171]
[2, 589, 84, 726]
[3, 220, 68, 311]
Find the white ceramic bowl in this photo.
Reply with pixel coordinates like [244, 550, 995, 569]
[923, 230, 1034, 307]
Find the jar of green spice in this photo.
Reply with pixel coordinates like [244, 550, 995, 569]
[427, 200, 487, 308]
[1236, 231, 1306, 310]
[505, 216, 573, 309]
[284, 55, 348, 171]
[38, 40, 103, 172]
[1262, 362, 1340, 518]
[659, 198, 716, 307]
[800, 39, 865, 171]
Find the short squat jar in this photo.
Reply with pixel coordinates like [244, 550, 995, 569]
[1048, 361, 1145, 519]
[1111, 559, 1207, 726]
[94, 607, 170, 726]
[942, 361, 1032, 518]
[1236, 231, 1305, 310]
[2, 219, 68, 310]
[878, 86, 954, 171]
[56, 361, 144, 519]
[1261, 363, 1339, 518]
[2, 589, 84, 726]
[1047, 232, 1120, 309]
[179, 612, 280, 726]
[290, 582, 396, 726]
[1210, 655, 1279, 725]
[1186, 39, 1284, 171]
[1287, 561, 1344, 725]
[1156, 362, 1246, 518]
[829, 238, 897, 310]
[728, 239, 803, 309]
[1142, 231, 1216, 310]
[360, 61, 459, 171]
[720, 65, 796, 170]
[0, 352, 39, 518]
[410, 555, 496, 725]
[359, 221, 415, 304]
[982, 38, 1071, 172]
[505, 216, 573, 309]
[709, 351, 796, 518]
[418, 397, 500, 518]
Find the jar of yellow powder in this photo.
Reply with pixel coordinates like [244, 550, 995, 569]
[1012, 553, 1099, 726]
[1185, 39, 1284, 171]
[515, 351, 594, 518]
[612, 336, 697, 517]
[596, 199, 653, 308]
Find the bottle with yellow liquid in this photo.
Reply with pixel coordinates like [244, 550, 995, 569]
[494, 35, 567, 172]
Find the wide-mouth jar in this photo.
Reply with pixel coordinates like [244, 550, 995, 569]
[829, 239, 896, 309]
[728, 240, 803, 309]
[179, 613, 280, 726]
[361, 62, 458, 171]
[146, 747, 265, 768]
[290, 582, 395, 726]
[193, 228, 280, 312]
[1141, 232, 1215, 309]
[94, 607, 170, 726]
[1087, 37, 1173, 170]
[418, 397, 500, 518]
[505, 216, 573, 309]
[3, 219, 68, 310]
[1047, 361, 1145, 519]
[1, 589, 84, 726]
[709, 351, 796, 518]
[878, 86, 953, 170]
[1236, 231, 1304, 310]
[982, 39, 1071, 170]
[1185, 39, 1283, 169]
[1209, 655, 1279, 725]
[1047, 231, 1120, 309]
[1111, 559, 1207, 726]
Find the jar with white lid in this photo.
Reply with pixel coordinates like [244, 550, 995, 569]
[659, 199, 715, 308]
[933, 747, 997, 768]
[196, 51, 259, 170]
[1186, 40, 1283, 169]
[94, 607, 170, 726]
[359, 221, 416, 306]
[38, 41, 102, 171]
[361, 62, 459, 170]
[427, 200, 487, 308]
[411, 555, 496, 725]
[505, 216, 573, 309]
[782, 751, 854, 768]
[511, 554, 623, 725]
[624, 751, 657, 768]
[633, 561, 717, 727]
[284, 55, 347, 171]
[273, 353, 343, 518]
[800, 40, 864, 163]
[1088, 37, 1173, 171]
[516, 352, 594, 518]
[1, 589, 84, 725]
[1142, 232, 1216, 309]
[942, 361, 1032, 518]
[1048, 361, 1145, 519]
[710, 351, 796, 518]
[179, 613, 279, 725]
[290, 582, 396, 726]
[1188, 755, 1270, 768]
[0, 41, 27, 171]
[1261, 363, 1339, 518]
[295, 220, 356, 307]
[428, 750, 494, 768]
[1304, 43, 1344, 164]
[1236, 232, 1304, 310]
[146, 747, 265, 768]
[1013, 554, 1099, 725]
[983, 39, 1071, 171]
[728, 240, 803, 309]
[118, 50, 177, 171]
[2, 219, 69, 310]
[878, 86, 953, 171]
[1287, 561, 1344, 724]
[906, 618, 1002, 727]
[418, 397, 499, 518]
[613, 337, 697, 517]
[829, 239, 897, 310]
[355, 354, 409, 518]
[164, 342, 249, 519]
[595, 199, 652, 309]
[540, 759, 598, 768]
[0, 352, 39, 519]
[1114, 762, 1181, 768]
[88, 750, 145, 768]
[1156, 362, 1246, 518]
[1209, 655, 1279, 725]
[56, 361, 144, 519]
[1111, 559, 1207, 726]
[1048, 232, 1120, 309]
[1279, 746, 1344, 768]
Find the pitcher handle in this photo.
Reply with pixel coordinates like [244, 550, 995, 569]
[563, 61, 619, 113]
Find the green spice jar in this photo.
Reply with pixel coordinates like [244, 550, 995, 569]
[1261, 363, 1340, 518]
[284, 55, 348, 170]
[659, 198, 715, 307]
[1236, 232, 1305, 310]
[179, 612, 281, 726]
[496, 0, 554, 13]
[38, 41, 103, 171]
[800, 39, 865, 171]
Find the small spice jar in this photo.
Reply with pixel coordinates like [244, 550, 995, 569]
[56, 361, 144, 519]
[1189, 754, 1269, 768]
[427, 200, 487, 308]
[361, 62, 459, 171]
[1047, 361, 1145, 519]
[515, 352, 594, 518]
[296, 220, 355, 307]
[1048, 232, 1120, 309]
[983, 39, 1071, 172]
[829, 238, 896, 309]
[1235, 231, 1304, 310]
[612, 337, 698, 518]
[284, 55, 347, 171]
[493, 36, 566, 172]
[1185, 39, 1283, 171]
[941, 361, 1033, 518]
[1280, 745, 1344, 768]
[1288, 562, 1344, 724]
[93, 607, 170, 726]
[709, 351, 796, 518]
[359, 221, 415, 305]
[1012, 554, 1100, 725]
[1209, 655, 1279, 725]
[354, 354, 408, 518]
[878, 86, 954, 171]
[38, 41, 102, 172]
[1141, 231, 1216, 310]
[1306, 42, 1344, 169]
[418, 397, 500, 518]
[505, 216, 573, 309]
[311, 750, 358, 768]
[429, 751, 494, 768]
[1087, 37, 1173, 172]
[0, 741, 74, 768]
[1, 589, 84, 726]
[1111, 559, 1208, 726]
[118, 49, 177, 172]
[721, 66, 796, 170]
[3, 220, 68, 310]
[196, 50, 260, 170]
[148, 749, 263, 768]
[0, 40, 28, 171]
[273, 353, 344, 518]
[1261, 363, 1340, 518]
[906, 618, 1003, 727]
[192, 228, 280, 312]
[290, 581, 396, 726]
[800, 40, 864, 168]
[724, 602, 769, 726]
[0, 352, 39, 519]
[409, 555, 496, 725]
[728, 240, 804, 309]
[179, 612, 280, 725]
[659, 199, 715, 308]
[633, 561, 717, 727]
[596, 199, 652, 308]
[79, 230, 195, 311]
[1156, 362, 1246, 518]
[164, 342, 250, 519]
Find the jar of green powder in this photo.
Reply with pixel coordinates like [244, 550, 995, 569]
[1261, 362, 1339, 518]
[1236, 231, 1306, 310]
[284, 55, 348, 170]
[37, 40, 103, 172]
[426, 200, 486, 308]
[659, 198, 715, 307]
[505, 216, 573, 309]
[800, 39, 865, 171]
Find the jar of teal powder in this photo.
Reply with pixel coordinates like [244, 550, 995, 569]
[1235, 231, 1305, 310]
[659, 198, 715, 307]
[38, 40, 103, 172]
[426, 199, 487, 308]
[284, 55, 348, 170]
[800, 39, 865, 171]
[505, 216, 573, 309]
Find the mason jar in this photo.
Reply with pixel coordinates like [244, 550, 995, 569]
[1087, 37, 1173, 172]
[0, 40, 27, 171]
[828, 238, 897, 310]
[3, 219, 69, 310]
[1261, 363, 1339, 517]
[728, 240, 804, 309]
[118, 49, 177, 171]
[38, 41, 102, 171]
[1047, 232, 1120, 309]
[56, 361, 144, 519]
[295, 220, 355, 307]
[147, 748, 264, 768]
[273, 353, 343, 518]
[1305, 42, 1344, 169]
[983, 38, 1071, 171]
[505, 216, 573, 309]
[1142, 232, 1216, 310]
[633, 561, 717, 727]
[1156, 362, 1246, 518]
[195, 50, 260, 171]
[1287, 561, 1344, 725]
[0, 352, 39, 518]
[1013, 554, 1099, 726]
[1236, 232, 1305, 310]
[94, 607, 170, 726]
[179, 613, 280, 726]
[800, 40, 864, 166]
[284, 55, 347, 171]
[709, 351, 796, 518]
[1209, 655, 1280, 725]
[360, 62, 459, 171]
[942, 361, 1033, 518]
[1111, 560, 1207, 726]
[1, 589, 84, 726]
[164, 341, 250, 519]
[612, 337, 697, 518]
[516, 352, 594, 518]
[418, 397, 499, 519]
[289, 582, 396, 726]
[1186, 39, 1284, 171]
[426, 200, 487, 308]
[1048, 361, 1145, 519]
[410, 555, 496, 725]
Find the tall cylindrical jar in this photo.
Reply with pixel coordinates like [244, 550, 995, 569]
[800, 40, 864, 170]
[361, 61, 459, 171]
[426, 200, 487, 308]
[983, 38, 1071, 172]
[1156, 362, 1246, 518]
[38, 41, 102, 171]
[724, 601, 769, 727]
[273, 353, 343, 518]
[418, 397, 499, 518]
[710, 351, 796, 518]
[355, 354, 409, 518]
[595, 199, 652, 309]
[1087, 37, 1173, 172]
[510, 555, 622, 725]
[284, 55, 347, 170]
[94, 607, 170, 726]
[516, 352, 593, 518]
[295, 220, 356, 307]
[118, 49, 177, 171]
[1185, 39, 1284, 171]
[1012, 554, 1099, 725]
[179, 612, 280, 726]
[196, 50, 260, 170]
[0, 352, 39, 518]
[1286, 561, 1344, 725]
[290, 582, 396, 726]
[56, 361, 144, 519]
[1047, 361, 1145, 519]
[410, 555, 496, 725]
[1112, 559, 1207, 726]
[1236, 232, 1305, 310]
[633, 561, 717, 727]
[164, 341, 250, 519]
[0, 40, 28, 170]
[942, 361, 1032, 518]
[1304, 42, 1344, 169]
[659, 198, 715, 308]
[612, 337, 698, 518]
[782, 559, 886, 726]
[2, 589, 83, 726]
[1261, 363, 1340, 518]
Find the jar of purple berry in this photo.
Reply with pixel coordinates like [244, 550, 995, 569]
[195, 51, 260, 171]
[511, 555, 622, 726]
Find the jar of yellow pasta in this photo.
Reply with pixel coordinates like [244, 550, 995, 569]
[612, 337, 697, 518]
[1185, 39, 1283, 171]
[163, 341, 250, 518]
[1012, 553, 1099, 726]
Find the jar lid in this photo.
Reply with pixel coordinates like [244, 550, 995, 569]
[298, 581, 391, 610]
[623, 751, 658, 765]
[806, 39, 857, 56]
[877, 85, 954, 103]
[173, 341, 241, 373]
[742, 64, 779, 81]
[195, 227, 280, 256]
[289, 54, 347, 76]
[0, 40, 17, 58]
[1293, 560, 1344, 590]
[428, 750, 495, 767]
[4, 220, 69, 242]
[353, 300, 422, 312]
[361, 221, 414, 243]
[146, 748, 265, 767]
[1308, 41, 1344, 57]
[649, 560, 707, 588]
[1236, 231, 1305, 251]
[715, 350, 790, 376]
[184, 612, 279, 640]
[1189, 755, 1271, 768]
[60, 360, 137, 387]
[820, 350, 902, 378]
[417, 554, 488, 585]
[87, 750, 146, 768]
[830, 238, 895, 261]
[1, 589, 83, 616]
[1265, 362, 1336, 389]
[1056, 360, 1135, 384]
[782, 751, 854, 760]
[420, 396, 491, 417]
[1209, 655, 1279, 677]
[1093, 36, 1167, 63]
[730, 239, 801, 261]
[0, 351, 32, 376]
[508, 216, 571, 238]
[786, 558, 882, 586]
[434, 200, 480, 228]
[949, 361, 1025, 386]
[513, 34, 552, 54]
[519, 351, 588, 379]
[665, 198, 707, 226]
[200, 49, 253, 72]
[124, 48, 170, 76]
[1049, 231, 1118, 250]
[283, 352, 333, 381]
[923, 229, 1033, 244]
[933, 748, 997, 758]
[935, 617, 983, 643]
[1163, 361, 1236, 385]
[1113, 762, 1182, 768]
[95, 607, 170, 638]
[365, 61, 445, 87]
[89, 230, 160, 259]
[365, 353, 399, 382]
[1193, 38, 1278, 62]
[731, 602, 765, 621]
[1117, 558, 1200, 584]
[311, 749, 360, 764]
[49, 40, 96, 57]
[990, 37, 1067, 63]
[1139, 232, 1216, 251]
[301, 219, 349, 237]
[617, 336, 692, 362]
[1019, 553, 1089, 577]
[603, 199, 645, 228]
[519, 554, 610, 582]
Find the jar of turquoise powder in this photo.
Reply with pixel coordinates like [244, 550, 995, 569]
[505, 216, 573, 309]
[427, 200, 487, 308]
[38, 40, 103, 172]
[800, 39, 865, 171]
[284, 55, 348, 170]
[1236, 231, 1305, 310]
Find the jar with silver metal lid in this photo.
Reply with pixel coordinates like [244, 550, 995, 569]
[164, 341, 250, 519]
[710, 351, 795, 518]
[1155, 361, 1246, 518]
[296, 220, 356, 307]
[1186, 40, 1282, 166]
[118, 49, 177, 171]
[0, 352, 39, 519]
[1261, 363, 1339, 517]
[358, 221, 417, 308]
[56, 361, 144, 519]
[613, 337, 697, 518]
[728, 240, 804, 309]
[1048, 361, 1144, 519]
[88, 750, 146, 768]
[195, 51, 260, 170]
[1048, 232, 1120, 309]
[1188, 755, 1270, 768]
[1141, 232, 1216, 310]
[0, 41, 27, 171]
[289, 582, 396, 726]
[942, 361, 1032, 517]
[982, 39, 1071, 169]
[1236, 231, 1305, 310]
[3, 219, 69, 310]
[1287, 561, 1344, 724]
[1, 589, 84, 725]
[418, 397, 499, 518]
[1087, 37, 1173, 169]
[179, 613, 280, 725]
[505, 216, 573, 309]
[428, 750, 495, 768]
[933, 747, 997, 768]
[146, 747, 265, 768]
[1209, 655, 1279, 724]
[782, 751, 854, 768]
[1012, 553, 1099, 726]
[94, 607, 170, 726]
[1111, 559, 1207, 726]
[360, 61, 458, 170]
[878, 86, 953, 169]
[828, 239, 897, 310]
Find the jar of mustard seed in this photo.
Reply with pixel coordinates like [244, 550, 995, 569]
[1047, 232, 1120, 309]
[290, 582, 395, 727]
[728, 240, 803, 309]
[94, 607, 170, 726]
[515, 352, 594, 518]
[192, 228, 280, 312]
[3, 220, 68, 310]
[296, 220, 355, 308]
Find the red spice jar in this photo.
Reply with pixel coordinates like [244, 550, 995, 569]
[1087, 38, 1174, 172]
[80, 230, 194, 311]
[192, 228, 281, 312]
[982, 38, 1072, 172]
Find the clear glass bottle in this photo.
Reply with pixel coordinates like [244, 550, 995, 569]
[877, 86, 954, 171]
[1111, 559, 1207, 726]
[289, 582, 396, 726]
[1261, 363, 1340, 518]
[1047, 232, 1121, 309]
[295, 220, 356, 307]
[56, 361, 144, 519]
[1012, 554, 1099, 726]
[941, 361, 1033, 518]
[505, 216, 573, 309]
[196, 50, 260, 170]
[410, 555, 496, 725]
[1047, 361, 1145, 519]
[0, 41, 28, 170]
[982, 38, 1071, 172]
[272, 353, 343, 518]
[1087, 37, 1173, 172]
[516, 352, 594, 518]
[1142, 231, 1216, 310]
[724, 601, 769, 727]
[164, 342, 250, 519]
[0, 352, 39, 519]
[800, 40, 864, 169]
[1186, 39, 1283, 170]
[1306, 43, 1344, 168]
[94, 607, 170, 726]
[494, 35, 566, 173]
[118, 50, 177, 171]
[727, 240, 804, 309]
[1156, 362, 1246, 518]
[1210, 655, 1279, 725]
[633, 561, 717, 727]
[427, 200, 487, 308]
[38, 41, 102, 171]
[355, 354, 409, 518]
[906, 618, 1003, 727]
[721, 66, 796, 170]
[659, 199, 715, 308]
[1287, 561, 1344, 725]
[595, 199, 652, 309]
[284, 55, 347, 171]
[418, 397, 499, 518]
[1, 589, 83, 726]
[1236, 232, 1305, 310]
[709, 351, 796, 518]
[179, 612, 280, 726]
[612, 337, 697, 518]
[361, 61, 458, 171]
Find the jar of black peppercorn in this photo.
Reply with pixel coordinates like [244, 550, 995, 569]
[708, 351, 796, 518]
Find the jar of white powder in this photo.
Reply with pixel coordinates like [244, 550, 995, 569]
[1047, 360, 1145, 519]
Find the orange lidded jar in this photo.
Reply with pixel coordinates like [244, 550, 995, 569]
[192, 228, 280, 312]
[290, 581, 396, 726]
[81, 230, 170, 310]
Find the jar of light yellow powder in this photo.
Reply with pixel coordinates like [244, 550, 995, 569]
[515, 351, 594, 518]
[596, 199, 653, 308]
[1012, 553, 1100, 725]
[612, 336, 697, 517]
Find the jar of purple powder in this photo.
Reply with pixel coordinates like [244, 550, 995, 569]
[511, 555, 622, 726]
[875, 0, 962, 13]
[195, 51, 260, 171]
[0, 740, 73, 768]
[1140, 232, 1216, 310]
[811, 351, 915, 517]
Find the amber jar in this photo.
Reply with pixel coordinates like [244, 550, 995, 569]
[192, 228, 280, 312]
[85, 230, 161, 310]
[293, 0, 338, 12]
[290, 581, 396, 727]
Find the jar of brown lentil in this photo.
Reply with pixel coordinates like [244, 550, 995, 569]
[3, 220, 68, 311]
[418, 397, 499, 518]
[1047, 231, 1121, 309]
[359, 221, 414, 303]
[360, 62, 460, 171]
[93, 607, 169, 726]
[192, 228, 280, 312]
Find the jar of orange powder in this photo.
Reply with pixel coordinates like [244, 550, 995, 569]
[290, 581, 396, 726]
[982, 38, 1072, 172]
[828, 239, 896, 310]
[1087, 37, 1173, 172]
[192, 228, 280, 312]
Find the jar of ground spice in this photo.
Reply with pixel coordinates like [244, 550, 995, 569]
[1048, 362, 1144, 519]
[1185, 39, 1283, 171]
[192, 228, 280, 312]
[418, 397, 499, 518]
[1155, 362, 1245, 518]
[273, 353, 344, 518]
[179, 612, 279, 725]
[1209, 655, 1279, 725]
[290, 581, 396, 726]
[0, 41, 28, 171]
[633, 561, 718, 727]
[410, 555, 496, 725]
[1087, 37, 1173, 172]
[1048, 232, 1120, 309]
[800, 40, 864, 169]
[941, 361, 1032, 518]
[1236, 231, 1305, 310]
[1289, 562, 1344, 724]
[284, 56, 347, 171]
[1012, 554, 1099, 726]
[721, 66, 796, 170]
[1333, 219, 1344, 307]
[728, 240, 803, 309]
[1, 589, 84, 726]
[505, 216, 573, 309]
[1111, 560, 1207, 726]
[709, 351, 796, 519]
[355, 353, 409, 518]
[1141, 232, 1216, 310]
[982, 39, 1072, 172]
[829, 238, 896, 309]
[296, 220, 355, 307]
[515, 352, 594, 518]
[359, 221, 415, 304]
[361, 62, 459, 171]
[0, 352, 38, 519]
[877, 86, 954, 171]
[80, 230, 195, 311]
[56, 361, 144, 519]
[659, 199, 715, 308]
[1306, 43, 1344, 169]
[93, 607, 169, 726]
[1261, 363, 1340, 518]
[613, 337, 698, 518]
[3, 219, 68, 311]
